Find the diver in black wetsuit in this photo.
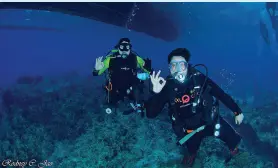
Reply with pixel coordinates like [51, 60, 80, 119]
[145, 48, 244, 166]
[93, 38, 152, 116]
[266, 2, 277, 29]
[261, 2, 278, 45]
[267, 3, 278, 43]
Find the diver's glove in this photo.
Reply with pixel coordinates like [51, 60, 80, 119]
[235, 113, 244, 125]
[137, 73, 150, 80]
[150, 70, 166, 93]
[95, 56, 104, 70]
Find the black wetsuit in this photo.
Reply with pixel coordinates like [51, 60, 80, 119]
[109, 52, 142, 105]
[93, 51, 144, 106]
[145, 68, 242, 156]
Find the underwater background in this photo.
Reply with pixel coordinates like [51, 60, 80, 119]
[0, 2, 278, 168]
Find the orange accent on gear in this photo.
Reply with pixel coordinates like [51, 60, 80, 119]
[105, 82, 112, 91]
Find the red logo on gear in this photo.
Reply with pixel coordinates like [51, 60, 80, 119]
[181, 95, 190, 104]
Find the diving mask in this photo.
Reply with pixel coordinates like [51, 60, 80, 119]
[169, 61, 188, 83]
[118, 43, 131, 58]
[169, 61, 188, 72]
[119, 43, 131, 52]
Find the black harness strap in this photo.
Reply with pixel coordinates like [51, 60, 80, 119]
[169, 71, 217, 126]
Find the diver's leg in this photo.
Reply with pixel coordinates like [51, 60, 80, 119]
[216, 116, 242, 163]
[173, 124, 206, 167]
[132, 84, 145, 117]
[183, 131, 205, 167]
[104, 89, 120, 113]
[132, 85, 142, 104]
[122, 85, 143, 116]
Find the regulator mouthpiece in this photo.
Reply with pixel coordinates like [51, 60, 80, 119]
[174, 72, 186, 83]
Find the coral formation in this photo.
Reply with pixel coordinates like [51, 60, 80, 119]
[0, 75, 277, 168]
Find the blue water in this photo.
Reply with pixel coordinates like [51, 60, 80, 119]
[0, 3, 278, 168]
[1, 4, 278, 97]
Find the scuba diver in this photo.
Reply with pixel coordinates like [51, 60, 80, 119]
[260, 2, 278, 54]
[93, 38, 152, 117]
[145, 48, 244, 166]
[266, 2, 277, 31]
[266, 2, 278, 45]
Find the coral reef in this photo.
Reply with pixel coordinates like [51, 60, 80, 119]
[0, 74, 277, 168]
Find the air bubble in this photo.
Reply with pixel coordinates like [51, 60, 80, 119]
[219, 69, 236, 93]
[125, 3, 139, 31]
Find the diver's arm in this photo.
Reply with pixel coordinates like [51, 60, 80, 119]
[136, 56, 150, 73]
[202, 75, 242, 116]
[145, 84, 169, 118]
[92, 57, 110, 76]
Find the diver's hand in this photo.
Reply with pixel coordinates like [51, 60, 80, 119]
[235, 113, 244, 125]
[95, 56, 104, 70]
[150, 70, 166, 93]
